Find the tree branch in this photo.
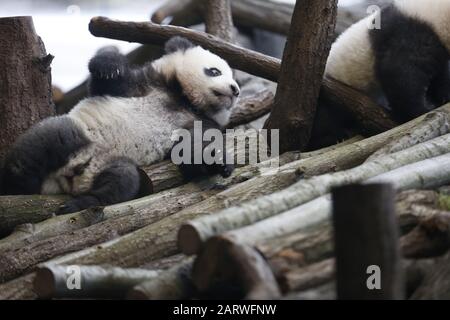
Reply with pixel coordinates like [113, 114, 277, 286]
[88, 16, 394, 134]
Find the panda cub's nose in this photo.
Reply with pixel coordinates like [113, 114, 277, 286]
[230, 84, 240, 97]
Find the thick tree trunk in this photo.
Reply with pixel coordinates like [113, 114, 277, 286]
[205, 0, 233, 42]
[0, 16, 54, 159]
[264, 0, 338, 152]
[332, 183, 403, 300]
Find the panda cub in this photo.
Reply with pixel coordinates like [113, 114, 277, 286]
[326, 0, 450, 123]
[1, 37, 240, 214]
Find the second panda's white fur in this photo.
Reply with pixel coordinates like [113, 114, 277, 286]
[326, 0, 450, 94]
[325, 11, 378, 93]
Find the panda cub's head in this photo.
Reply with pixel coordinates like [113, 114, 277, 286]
[153, 37, 240, 127]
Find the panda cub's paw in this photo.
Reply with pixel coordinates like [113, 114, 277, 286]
[56, 195, 100, 215]
[217, 163, 235, 178]
[88, 47, 128, 80]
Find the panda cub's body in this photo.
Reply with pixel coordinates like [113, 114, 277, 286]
[1, 37, 240, 214]
[326, 0, 450, 122]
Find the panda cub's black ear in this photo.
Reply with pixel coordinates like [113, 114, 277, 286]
[165, 36, 195, 54]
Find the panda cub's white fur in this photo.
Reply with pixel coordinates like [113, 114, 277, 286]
[153, 46, 237, 128]
[43, 91, 197, 195]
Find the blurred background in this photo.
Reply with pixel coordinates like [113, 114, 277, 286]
[0, 0, 362, 91]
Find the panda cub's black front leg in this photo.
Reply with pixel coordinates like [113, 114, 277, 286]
[88, 46, 133, 97]
[172, 124, 235, 181]
[57, 158, 153, 215]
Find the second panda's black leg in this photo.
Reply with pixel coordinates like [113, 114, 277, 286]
[87, 47, 134, 97]
[428, 64, 450, 107]
[377, 61, 433, 123]
[57, 158, 153, 215]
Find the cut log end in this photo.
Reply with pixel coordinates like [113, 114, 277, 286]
[178, 223, 202, 255]
[126, 288, 149, 300]
[33, 267, 56, 299]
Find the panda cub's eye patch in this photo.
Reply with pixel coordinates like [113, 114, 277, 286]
[204, 67, 222, 77]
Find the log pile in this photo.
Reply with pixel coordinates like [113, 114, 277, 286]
[1, 0, 450, 301]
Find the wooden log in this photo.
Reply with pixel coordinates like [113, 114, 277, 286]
[0, 16, 54, 160]
[264, 0, 338, 152]
[191, 236, 281, 300]
[33, 264, 160, 299]
[179, 132, 450, 254]
[0, 253, 187, 300]
[400, 208, 450, 258]
[0, 195, 68, 237]
[366, 111, 449, 161]
[220, 152, 450, 249]
[0, 273, 37, 300]
[227, 89, 274, 128]
[283, 282, 336, 300]
[410, 251, 450, 300]
[279, 257, 435, 298]
[279, 258, 335, 294]
[0, 207, 106, 253]
[127, 258, 194, 300]
[396, 190, 444, 232]
[332, 183, 403, 300]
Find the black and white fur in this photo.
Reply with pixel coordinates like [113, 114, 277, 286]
[1, 37, 240, 214]
[326, 0, 450, 123]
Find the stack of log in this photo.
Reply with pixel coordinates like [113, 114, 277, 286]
[1, 0, 450, 300]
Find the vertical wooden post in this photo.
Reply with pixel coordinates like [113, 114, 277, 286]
[0, 16, 54, 160]
[264, 0, 337, 152]
[205, 0, 234, 43]
[332, 183, 404, 299]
